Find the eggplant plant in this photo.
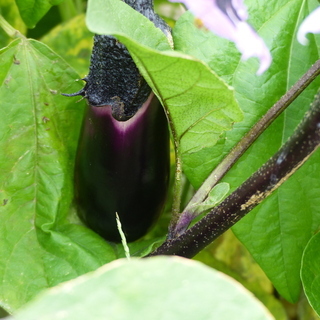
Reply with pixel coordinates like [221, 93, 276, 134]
[1, 0, 320, 319]
[64, 0, 171, 242]
[73, 93, 170, 242]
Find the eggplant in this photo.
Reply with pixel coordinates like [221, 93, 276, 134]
[65, 0, 171, 242]
[75, 93, 169, 242]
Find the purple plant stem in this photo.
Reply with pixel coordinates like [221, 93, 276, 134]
[149, 89, 320, 258]
[169, 59, 320, 239]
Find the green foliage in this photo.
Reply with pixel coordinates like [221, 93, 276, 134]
[41, 14, 93, 77]
[227, 0, 320, 304]
[173, 0, 320, 303]
[15, 0, 64, 28]
[194, 230, 288, 320]
[13, 257, 274, 320]
[0, 37, 114, 311]
[0, 0, 320, 318]
[86, 0, 171, 51]
[301, 232, 320, 317]
[190, 182, 230, 215]
[0, 35, 164, 313]
[125, 41, 243, 181]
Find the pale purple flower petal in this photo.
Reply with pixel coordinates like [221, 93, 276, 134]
[233, 22, 272, 75]
[169, 0, 272, 75]
[297, 6, 320, 45]
[231, 0, 248, 20]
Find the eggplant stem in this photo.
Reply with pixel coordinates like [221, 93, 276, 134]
[58, 0, 78, 22]
[169, 154, 183, 233]
[149, 88, 320, 257]
[0, 15, 22, 39]
[159, 99, 185, 237]
[170, 58, 320, 238]
[74, 0, 84, 14]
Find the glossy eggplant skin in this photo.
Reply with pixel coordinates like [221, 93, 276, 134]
[75, 93, 170, 242]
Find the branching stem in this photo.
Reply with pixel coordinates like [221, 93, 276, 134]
[58, 0, 78, 22]
[0, 15, 21, 39]
[149, 89, 320, 257]
[170, 59, 320, 238]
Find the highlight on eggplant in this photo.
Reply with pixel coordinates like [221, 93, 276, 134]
[64, 0, 171, 242]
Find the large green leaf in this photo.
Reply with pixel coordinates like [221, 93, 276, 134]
[0, 38, 117, 312]
[41, 14, 93, 77]
[173, 0, 320, 302]
[14, 0, 63, 28]
[125, 44, 242, 180]
[13, 257, 274, 320]
[86, 0, 243, 188]
[86, 0, 171, 51]
[301, 232, 320, 317]
[194, 230, 288, 320]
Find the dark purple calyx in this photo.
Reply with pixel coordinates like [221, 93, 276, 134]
[64, 0, 171, 121]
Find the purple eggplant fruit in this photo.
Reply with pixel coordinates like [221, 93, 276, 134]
[64, 0, 171, 242]
[75, 93, 169, 242]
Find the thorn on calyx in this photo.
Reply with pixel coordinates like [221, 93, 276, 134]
[62, 78, 87, 98]
[61, 88, 86, 98]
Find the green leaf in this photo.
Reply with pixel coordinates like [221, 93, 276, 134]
[86, 0, 171, 51]
[191, 182, 230, 215]
[172, 11, 239, 85]
[114, 237, 166, 259]
[127, 46, 243, 187]
[86, 0, 243, 188]
[154, 0, 185, 27]
[41, 14, 93, 77]
[301, 232, 320, 317]
[0, 38, 117, 312]
[194, 230, 288, 320]
[15, 0, 64, 28]
[13, 257, 275, 320]
[173, 0, 320, 302]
